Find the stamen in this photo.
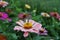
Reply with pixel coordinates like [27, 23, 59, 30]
[23, 22, 32, 29]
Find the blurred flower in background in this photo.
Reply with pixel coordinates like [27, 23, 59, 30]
[50, 12, 59, 18]
[0, 12, 8, 20]
[50, 39, 54, 40]
[39, 28, 47, 35]
[25, 4, 31, 9]
[0, 12, 12, 22]
[0, 0, 8, 7]
[5, 8, 12, 13]
[14, 19, 47, 37]
[32, 9, 37, 13]
[41, 12, 50, 17]
[6, 18, 12, 22]
[18, 12, 32, 19]
[50, 12, 60, 20]
[0, 34, 7, 40]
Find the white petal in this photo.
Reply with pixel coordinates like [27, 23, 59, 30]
[19, 20, 24, 25]
[29, 19, 36, 25]
[16, 21, 23, 27]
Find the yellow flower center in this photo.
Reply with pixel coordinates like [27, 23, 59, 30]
[23, 22, 32, 29]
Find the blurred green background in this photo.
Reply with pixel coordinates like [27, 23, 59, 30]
[20, 0, 60, 12]
[6, 0, 60, 13]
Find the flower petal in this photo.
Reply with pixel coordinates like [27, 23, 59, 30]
[19, 20, 24, 25]
[14, 26, 21, 31]
[33, 22, 42, 30]
[29, 29, 39, 34]
[14, 26, 31, 32]
[40, 32, 47, 35]
[16, 21, 23, 27]
[29, 19, 36, 25]
[23, 32, 29, 37]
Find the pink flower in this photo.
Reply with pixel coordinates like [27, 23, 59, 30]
[18, 13, 27, 19]
[14, 19, 47, 37]
[50, 12, 60, 20]
[0, 0, 8, 7]
[50, 12, 59, 18]
[18, 13, 31, 19]
[57, 16, 60, 20]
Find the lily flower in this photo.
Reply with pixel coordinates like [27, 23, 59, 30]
[0, 0, 8, 7]
[14, 19, 47, 37]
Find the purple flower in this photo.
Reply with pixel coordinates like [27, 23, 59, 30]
[0, 12, 12, 22]
[0, 12, 8, 20]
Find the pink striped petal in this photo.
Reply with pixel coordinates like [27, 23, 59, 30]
[29, 19, 36, 25]
[29, 29, 39, 34]
[23, 32, 29, 37]
[19, 20, 24, 25]
[16, 21, 23, 27]
[14, 26, 21, 31]
[33, 22, 42, 30]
